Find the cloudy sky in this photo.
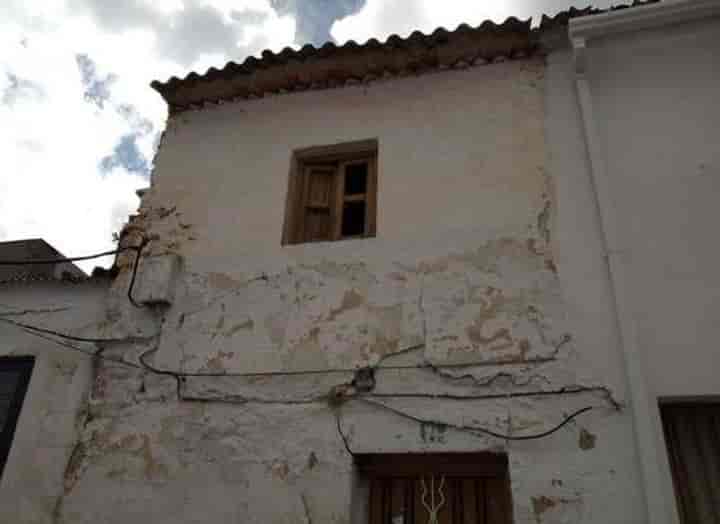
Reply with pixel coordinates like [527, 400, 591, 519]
[1, 0, 616, 271]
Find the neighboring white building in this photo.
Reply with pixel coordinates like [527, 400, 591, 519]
[548, 2, 720, 522]
[1, 2, 718, 523]
[0, 240, 109, 524]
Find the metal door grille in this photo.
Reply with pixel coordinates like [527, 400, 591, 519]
[358, 453, 513, 524]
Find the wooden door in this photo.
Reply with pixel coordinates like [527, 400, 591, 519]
[359, 453, 513, 524]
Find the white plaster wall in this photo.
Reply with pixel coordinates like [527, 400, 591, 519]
[583, 17, 720, 399]
[0, 280, 109, 524]
[544, 47, 649, 523]
[148, 58, 548, 270]
[56, 57, 647, 524]
[545, 14, 720, 524]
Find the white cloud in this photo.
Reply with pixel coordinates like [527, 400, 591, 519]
[331, 0, 617, 44]
[331, 0, 517, 43]
[2, 0, 619, 273]
[0, 0, 295, 271]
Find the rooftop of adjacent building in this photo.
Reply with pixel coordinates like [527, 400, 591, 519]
[0, 239, 87, 284]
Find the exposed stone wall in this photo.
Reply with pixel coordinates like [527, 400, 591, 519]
[54, 57, 646, 523]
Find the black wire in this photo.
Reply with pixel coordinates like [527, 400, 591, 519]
[0, 320, 556, 380]
[0, 240, 147, 307]
[127, 239, 148, 308]
[138, 344, 181, 378]
[357, 398, 595, 441]
[133, 356, 554, 378]
[19, 324, 597, 445]
[8, 316, 605, 444]
[0, 317, 132, 343]
[16, 326, 144, 369]
[0, 245, 139, 265]
[364, 387, 619, 405]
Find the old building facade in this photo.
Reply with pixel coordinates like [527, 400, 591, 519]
[0, 241, 107, 523]
[1, 1, 718, 523]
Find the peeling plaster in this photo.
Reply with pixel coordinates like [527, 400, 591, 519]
[38, 55, 646, 524]
[578, 427, 597, 450]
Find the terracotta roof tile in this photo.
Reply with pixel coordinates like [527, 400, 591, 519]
[151, 1, 659, 114]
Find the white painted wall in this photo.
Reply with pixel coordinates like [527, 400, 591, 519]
[0, 279, 108, 524]
[4, 10, 714, 523]
[548, 7, 720, 524]
[149, 59, 549, 268]
[51, 55, 651, 524]
[583, 16, 720, 399]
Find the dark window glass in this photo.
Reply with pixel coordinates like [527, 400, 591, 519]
[341, 201, 366, 237]
[0, 399, 10, 429]
[0, 371, 20, 397]
[0, 357, 34, 478]
[344, 163, 368, 195]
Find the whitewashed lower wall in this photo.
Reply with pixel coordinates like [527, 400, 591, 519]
[53, 218, 646, 523]
[0, 280, 108, 524]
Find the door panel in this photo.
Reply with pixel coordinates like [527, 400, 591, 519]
[368, 476, 510, 524]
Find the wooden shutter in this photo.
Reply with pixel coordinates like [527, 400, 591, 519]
[661, 403, 720, 524]
[301, 166, 337, 242]
[0, 357, 34, 478]
[282, 141, 378, 245]
[359, 453, 513, 524]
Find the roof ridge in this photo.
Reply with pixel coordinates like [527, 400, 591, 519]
[151, 1, 659, 113]
[153, 16, 532, 90]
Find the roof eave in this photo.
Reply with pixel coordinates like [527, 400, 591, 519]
[570, 0, 720, 40]
[152, 17, 537, 112]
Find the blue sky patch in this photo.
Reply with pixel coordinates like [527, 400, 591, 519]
[75, 53, 117, 109]
[99, 133, 150, 176]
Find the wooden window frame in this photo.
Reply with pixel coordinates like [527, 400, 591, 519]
[282, 139, 378, 245]
[0, 357, 34, 479]
[355, 453, 510, 478]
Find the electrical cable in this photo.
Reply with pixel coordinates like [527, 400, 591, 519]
[1, 239, 611, 445]
[0, 240, 147, 308]
[127, 239, 148, 308]
[15, 325, 143, 369]
[356, 397, 595, 441]
[7, 317, 608, 444]
[0, 245, 140, 265]
[363, 387, 620, 407]
[0, 319, 557, 380]
[136, 344, 552, 379]
[0, 317, 132, 344]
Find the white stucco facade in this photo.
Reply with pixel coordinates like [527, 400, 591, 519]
[46, 52, 649, 524]
[572, 8, 720, 399]
[2, 2, 718, 523]
[0, 279, 109, 524]
[549, 1, 720, 522]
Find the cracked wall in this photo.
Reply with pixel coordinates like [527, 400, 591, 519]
[53, 56, 646, 523]
[0, 279, 109, 524]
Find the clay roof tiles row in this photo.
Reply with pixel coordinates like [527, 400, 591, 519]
[151, 1, 658, 113]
